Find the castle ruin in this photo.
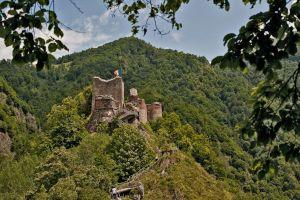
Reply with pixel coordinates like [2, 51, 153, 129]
[88, 76, 162, 131]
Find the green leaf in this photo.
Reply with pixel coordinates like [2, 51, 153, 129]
[7, 9, 17, 15]
[211, 56, 223, 66]
[0, 1, 11, 9]
[0, 26, 9, 38]
[38, 0, 49, 6]
[223, 33, 236, 46]
[242, 67, 249, 74]
[54, 26, 64, 37]
[48, 10, 57, 22]
[56, 40, 69, 51]
[4, 35, 13, 46]
[48, 43, 57, 53]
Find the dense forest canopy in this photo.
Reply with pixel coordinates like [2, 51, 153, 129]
[0, 37, 299, 199]
[0, 0, 299, 171]
[0, 0, 299, 198]
[0, 37, 251, 129]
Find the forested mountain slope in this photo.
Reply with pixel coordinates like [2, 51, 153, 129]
[0, 81, 233, 199]
[0, 78, 44, 199]
[0, 78, 38, 157]
[0, 37, 299, 199]
[0, 37, 251, 128]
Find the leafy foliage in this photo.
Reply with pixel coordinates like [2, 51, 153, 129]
[0, 37, 252, 129]
[0, 155, 39, 199]
[151, 113, 226, 177]
[0, 0, 299, 178]
[210, 0, 300, 171]
[140, 152, 233, 200]
[0, 0, 68, 69]
[0, 77, 44, 157]
[46, 97, 86, 149]
[27, 141, 115, 200]
[108, 124, 154, 181]
[0, 37, 299, 199]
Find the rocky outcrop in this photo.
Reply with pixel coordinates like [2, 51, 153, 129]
[25, 113, 38, 131]
[0, 78, 38, 157]
[0, 132, 12, 156]
[11, 102, 38, 132]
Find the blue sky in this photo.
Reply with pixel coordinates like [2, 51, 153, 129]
[0, 0, 268, 61]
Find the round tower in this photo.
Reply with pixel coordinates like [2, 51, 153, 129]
[138, 99, 148, 123]
[129, 88, 138, 101]
[151, 102, 162, 120]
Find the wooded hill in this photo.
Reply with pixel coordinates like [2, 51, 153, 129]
[0, 37, 299, 199]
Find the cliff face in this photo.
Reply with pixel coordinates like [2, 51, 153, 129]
[0, 78, 38, 156]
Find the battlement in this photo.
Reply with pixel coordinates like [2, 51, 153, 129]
[88, 76, 162, 132]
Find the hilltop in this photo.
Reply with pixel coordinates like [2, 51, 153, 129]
[0, 37, 251, 127]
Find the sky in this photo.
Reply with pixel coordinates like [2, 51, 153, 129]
[0, 0, 268, 61]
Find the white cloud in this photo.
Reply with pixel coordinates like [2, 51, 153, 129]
[62, 30, 92, 50]
[95, 33, 112, 42]
[99, 10, 111, 25]
[0, 9, 126, 60]
[54, 29, 112, 57]
[0, 40, 12, 60]
[84, 15, 98, 32]
[171, 32, 183, 42]
[57, 13, 117, 54]
[53, 23, 113, 57]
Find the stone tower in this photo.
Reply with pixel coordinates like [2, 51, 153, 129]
[138, 99, 148, 123]
[147, 102, 163, 121]
[88, 76, 162, 132]
[92, 76, 124, 111]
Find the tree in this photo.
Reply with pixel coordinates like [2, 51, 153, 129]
[210, 0, 300, 174]
[46, 97, 86, 149]
[29, 147, 113, 199]
[102, 0, 300, 173]
[48, 178, 78, 200]
[0, 0, 263, 69]
[151, 112, 227, 177]
[108, 124, 153, 181]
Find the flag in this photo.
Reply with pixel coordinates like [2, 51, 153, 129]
[118, 68, 123, 77]
[114, 69, 119, 77]
[114, 68, 123, 77]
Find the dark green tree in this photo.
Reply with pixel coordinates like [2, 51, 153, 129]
[211, 0, 300, 174]
[108, 124, 153, 181]
[104, 0, 300, 173]
[46, 97, 86, 149]
[28, 147, 113, 199]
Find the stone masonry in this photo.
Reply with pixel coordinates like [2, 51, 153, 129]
[88, 76, 162, 132]
[92, 76, 124, 111]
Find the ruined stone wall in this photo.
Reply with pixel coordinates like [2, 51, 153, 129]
[138, 99, 147, 123]
[88, 97, 118, 131]
[151, 102, 163, 120]
[92, 77, 124, 111]
[89, 77, 162, 130]
[147, 102, 162, 121]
